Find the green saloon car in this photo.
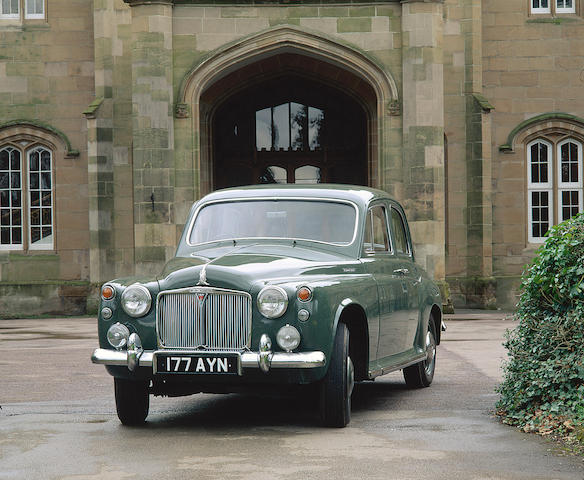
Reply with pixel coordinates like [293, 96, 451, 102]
[91, 185, 444, 427]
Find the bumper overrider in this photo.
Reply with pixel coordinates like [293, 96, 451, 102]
[91, 332, 326, 374]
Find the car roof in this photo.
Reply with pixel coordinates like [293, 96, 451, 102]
[199, 184, 395, 207]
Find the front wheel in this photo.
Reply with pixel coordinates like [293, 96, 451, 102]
[320, 323, 354, 427]
[114, 378, 150, 425]
[403, 315, 437, 388]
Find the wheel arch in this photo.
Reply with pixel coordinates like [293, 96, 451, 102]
[430, 304, 442, 345]
[336, 302, 369, 381]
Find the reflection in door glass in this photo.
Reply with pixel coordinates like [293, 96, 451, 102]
[273, 103, 290, 150]
[290, 102, 306, 151]
[256, 102, 324, 152]
[309, 107, 324, 150]
[263, 166, 287, 184]
[295, 165, 320, 184]
[256, 108, 271, 150]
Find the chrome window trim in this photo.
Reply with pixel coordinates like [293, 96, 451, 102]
[185, 196, 360, 248]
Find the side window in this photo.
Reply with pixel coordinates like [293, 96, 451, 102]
[390, 207, 410, 255]
[363, 205, 389, 254]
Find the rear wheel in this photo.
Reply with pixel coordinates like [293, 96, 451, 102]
[114, 378, 150, 425]
[403, 316, 437, 388]
[320, 323, 354, 427]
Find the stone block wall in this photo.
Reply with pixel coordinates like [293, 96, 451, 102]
[483, 0, 584, 308]
[0, 0, 95, 316]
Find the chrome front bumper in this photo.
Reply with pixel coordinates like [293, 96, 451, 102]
[91, 348, 326, 372]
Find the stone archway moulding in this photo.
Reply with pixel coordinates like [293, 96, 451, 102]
[0, 119, 79, 157]
[177, 25, 399, 195]
[178, 25, 399, 113]
[499, 112, 584, 153]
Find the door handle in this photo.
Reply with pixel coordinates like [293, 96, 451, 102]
[393, 268, 409, 275]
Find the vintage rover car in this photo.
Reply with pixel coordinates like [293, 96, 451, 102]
[91, 185, 443, 427]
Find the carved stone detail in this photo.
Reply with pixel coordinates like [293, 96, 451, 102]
[175, 103, 190, 119]
[388, 100, 401, 116]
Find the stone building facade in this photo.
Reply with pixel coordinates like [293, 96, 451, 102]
[0, 0, 582, 316]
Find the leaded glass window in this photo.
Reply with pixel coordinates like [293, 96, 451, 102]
[527, 138, 583, 243]
[28, 146, 53, 248]
[0, 0, 19, 17]
[0, 144, 54, 250]
[529, 190, 551, 240]
[25, 0, 43, 18]
[556, 0, 575, 12]
[0, 147, 23, 248]
[1, 0, 45, 19]
[531, 0, 575, 13]
[531, 0, 550, 13]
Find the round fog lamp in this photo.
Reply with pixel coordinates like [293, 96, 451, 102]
[276, 324, 301, 352]
[121, 284, 152, 318]
[107, 322, 130, 350]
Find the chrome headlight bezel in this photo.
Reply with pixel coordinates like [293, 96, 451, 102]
[120, 284, 152, 318]
[257, 285, 289, 319]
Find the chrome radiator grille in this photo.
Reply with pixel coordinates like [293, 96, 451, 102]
[156, 288, 252, 350]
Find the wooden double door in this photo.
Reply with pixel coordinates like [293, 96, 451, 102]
[212, 76, 368, 189]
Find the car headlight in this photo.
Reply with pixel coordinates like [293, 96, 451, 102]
[257, 285, 288, 319]
[121, 284, 152, 318]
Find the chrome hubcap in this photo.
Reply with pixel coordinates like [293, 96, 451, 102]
[424, 330, 436, 376]
[347, 356, 355, 397]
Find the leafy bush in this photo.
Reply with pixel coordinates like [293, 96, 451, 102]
[497, 214, 584, 443]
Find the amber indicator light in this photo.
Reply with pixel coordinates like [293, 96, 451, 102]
[102, 285, 115, 300]
[297, 287, 312, 302]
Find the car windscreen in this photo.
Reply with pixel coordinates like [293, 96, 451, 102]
[189, 199, 357, 246]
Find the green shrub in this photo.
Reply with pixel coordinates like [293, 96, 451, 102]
[497, 214, 584, 439]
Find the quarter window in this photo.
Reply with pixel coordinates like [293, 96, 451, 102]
[364, 206, 389, 253]
[390, 208, 410, 255]
[0, 144, 54, 250]
[527, 138, 583, 242]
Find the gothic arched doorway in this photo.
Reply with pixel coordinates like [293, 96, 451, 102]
[209, 70, 370, 189]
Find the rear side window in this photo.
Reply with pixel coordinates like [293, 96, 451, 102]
[390, 208, 409, 254]
[363, 205, 389, 253]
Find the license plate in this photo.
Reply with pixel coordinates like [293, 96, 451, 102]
[154, 353, 241, 375]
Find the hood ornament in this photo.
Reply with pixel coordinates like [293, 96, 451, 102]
[197, 263, 209, 286]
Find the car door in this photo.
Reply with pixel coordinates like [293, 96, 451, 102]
[387, 204, 420, 354]
[360, 203, 411, 361]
